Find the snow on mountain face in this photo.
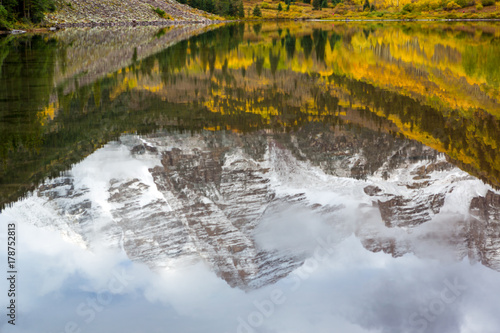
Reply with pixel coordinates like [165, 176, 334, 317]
[469, 191, 500, 270]
[10, 127, 500, 290]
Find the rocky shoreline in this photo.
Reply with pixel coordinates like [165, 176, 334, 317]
[54, 19, 218, 28]
[5, 17, 500, 33]
[0, 19, 220, 33]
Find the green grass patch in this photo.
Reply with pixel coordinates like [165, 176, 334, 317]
[153, 7, 168, 18]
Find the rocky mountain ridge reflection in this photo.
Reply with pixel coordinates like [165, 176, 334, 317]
[2, 22, 500, 211]
[2, 22, 500, 289]
[1, 23, 499, 213]
[29, 126, 500, 290]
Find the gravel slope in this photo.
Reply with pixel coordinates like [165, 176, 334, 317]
[45, 0, 216, 26]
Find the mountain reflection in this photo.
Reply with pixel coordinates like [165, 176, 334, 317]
[2, 22, 500, 333]
[1, 22, 500, 210]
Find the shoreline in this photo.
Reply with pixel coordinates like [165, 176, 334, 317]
[0, 19, 221, 33]
[310, 17, 500, 21]
[55, 19, 219, 28]
[2, 17, 500, 34]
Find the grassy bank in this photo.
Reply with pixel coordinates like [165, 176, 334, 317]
[240, 0, 500, 20]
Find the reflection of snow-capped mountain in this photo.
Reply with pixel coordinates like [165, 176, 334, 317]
[10, 127, 500, 290]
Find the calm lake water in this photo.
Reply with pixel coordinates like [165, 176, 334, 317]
[1, 22, 500, 333]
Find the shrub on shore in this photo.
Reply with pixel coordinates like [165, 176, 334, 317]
[446, 1, 461, 10]
[253, 4, 262, 16]
[154, 7, 167, 17]
[0, 5, 10, 30]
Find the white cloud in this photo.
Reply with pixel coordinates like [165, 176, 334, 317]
[1, 215, 500, 333]
[1, 139, 500, 333]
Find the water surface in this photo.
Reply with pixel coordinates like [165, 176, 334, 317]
[1, 22, 500, 333]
